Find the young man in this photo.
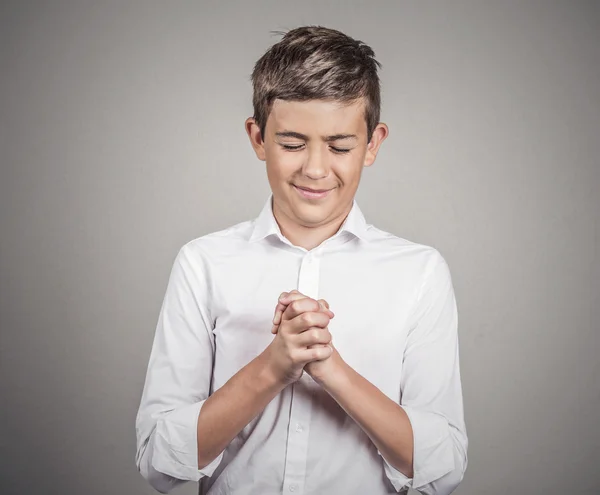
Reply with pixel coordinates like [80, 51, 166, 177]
[135, 26, 467, 495]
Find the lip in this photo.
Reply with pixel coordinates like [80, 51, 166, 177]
[293, 185, 334, 200]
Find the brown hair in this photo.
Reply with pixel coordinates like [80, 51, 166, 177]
[250, 25, 382, 143]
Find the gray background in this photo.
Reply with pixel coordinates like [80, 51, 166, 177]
[1, 1, 598, 494]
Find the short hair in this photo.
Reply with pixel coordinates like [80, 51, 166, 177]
[250, 25, 382, 143]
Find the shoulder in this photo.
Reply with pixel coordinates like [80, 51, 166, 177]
[365, 224, 449, 273]
[177, 219, 254, 262]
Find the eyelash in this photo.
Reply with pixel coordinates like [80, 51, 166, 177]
[281, 144, 351, 154]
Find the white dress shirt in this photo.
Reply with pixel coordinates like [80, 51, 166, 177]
[135, 193, 468, 495]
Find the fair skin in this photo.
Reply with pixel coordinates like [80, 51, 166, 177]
[195, 296, 335, 469]
[272, 291, 415, 478]
[246, 97, 387, 251]
[195, 97, 413, 478]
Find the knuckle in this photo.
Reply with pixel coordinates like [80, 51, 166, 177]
[290, 349, 302, 364]
[315, 314, 326, 327]
[301, 313, 312, 326]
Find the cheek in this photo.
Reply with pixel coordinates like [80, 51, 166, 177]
[265, 162, 291, 189]
[266, 153, 301, 177]
[334, 158, 362, 178]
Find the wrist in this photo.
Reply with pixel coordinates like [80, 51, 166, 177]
[258, 344, 290, 390]
[318, 356, 351, 392]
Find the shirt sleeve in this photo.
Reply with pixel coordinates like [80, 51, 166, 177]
[135, 243, 224, 493]
[379, 249, 468, 494]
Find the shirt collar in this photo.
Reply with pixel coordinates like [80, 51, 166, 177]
[249, 192, 369, 244]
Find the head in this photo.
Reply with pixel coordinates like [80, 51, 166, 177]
[245, 26, 388, 236]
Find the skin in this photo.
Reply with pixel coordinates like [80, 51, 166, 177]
[271, 291, 335, 382]
[271, 290, 415, 479]
[196, 294, 335, 469]
[245, 97, 388, 251]
[196, 98, 413, 479]
[246, 96, 389, 380]
[246, 99, 414, 477]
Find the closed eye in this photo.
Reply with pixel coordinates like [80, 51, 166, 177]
[281, 144, 351, 154]
[331, 147, 351, 154]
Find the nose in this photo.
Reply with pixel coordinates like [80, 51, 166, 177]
[302, 148, 329, 180]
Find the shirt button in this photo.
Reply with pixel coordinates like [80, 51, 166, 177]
[295, 423, 303, 432]
[289, 484, 298, 492]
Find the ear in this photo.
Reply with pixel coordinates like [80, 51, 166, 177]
[245, 117, 266, 161]
[364, 122, 389, 167]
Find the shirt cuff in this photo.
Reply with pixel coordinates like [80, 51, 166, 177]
[152, 400, 224, 480]
[378, 405, 455, 492]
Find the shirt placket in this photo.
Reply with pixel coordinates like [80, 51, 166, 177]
[282, 250, 321, 495]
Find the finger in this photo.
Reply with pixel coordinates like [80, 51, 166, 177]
[273, 301, 287, 325]
[276, 299, 331, 325]
[272, 294, 333, 335]
[289, 308, 332, 335]
[280, 291, 311, 320]
[296, 344, 333, 363]
[307, 342, 331, 353]
[273, 290, 299, 325]
[296, 327, 332, 347]
[273, 306, 331, 335]
[272, 291, 305, 334]
[317, 299, 334, 318]
[278, 289, 304, 306]
[278, 289, 298, 302]
[283, 296, 321, 323]
[272, 316, 283, 334]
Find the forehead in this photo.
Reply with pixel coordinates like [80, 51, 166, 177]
[269, 98, 366, 134]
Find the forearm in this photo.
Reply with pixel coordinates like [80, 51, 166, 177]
[321, 361, 414, 478]
[196, 347, 286, 469]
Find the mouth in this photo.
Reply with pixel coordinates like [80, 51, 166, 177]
[293, 184, 334, 200]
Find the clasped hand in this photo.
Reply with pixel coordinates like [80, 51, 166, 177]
[269, 290, 342, 385]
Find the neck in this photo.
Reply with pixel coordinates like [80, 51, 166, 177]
[272, 198, 352, 251]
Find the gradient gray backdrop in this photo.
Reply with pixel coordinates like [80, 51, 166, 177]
[1, 1, 598, 494]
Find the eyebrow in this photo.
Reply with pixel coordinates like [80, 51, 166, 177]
[275, 130, 358, 142]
